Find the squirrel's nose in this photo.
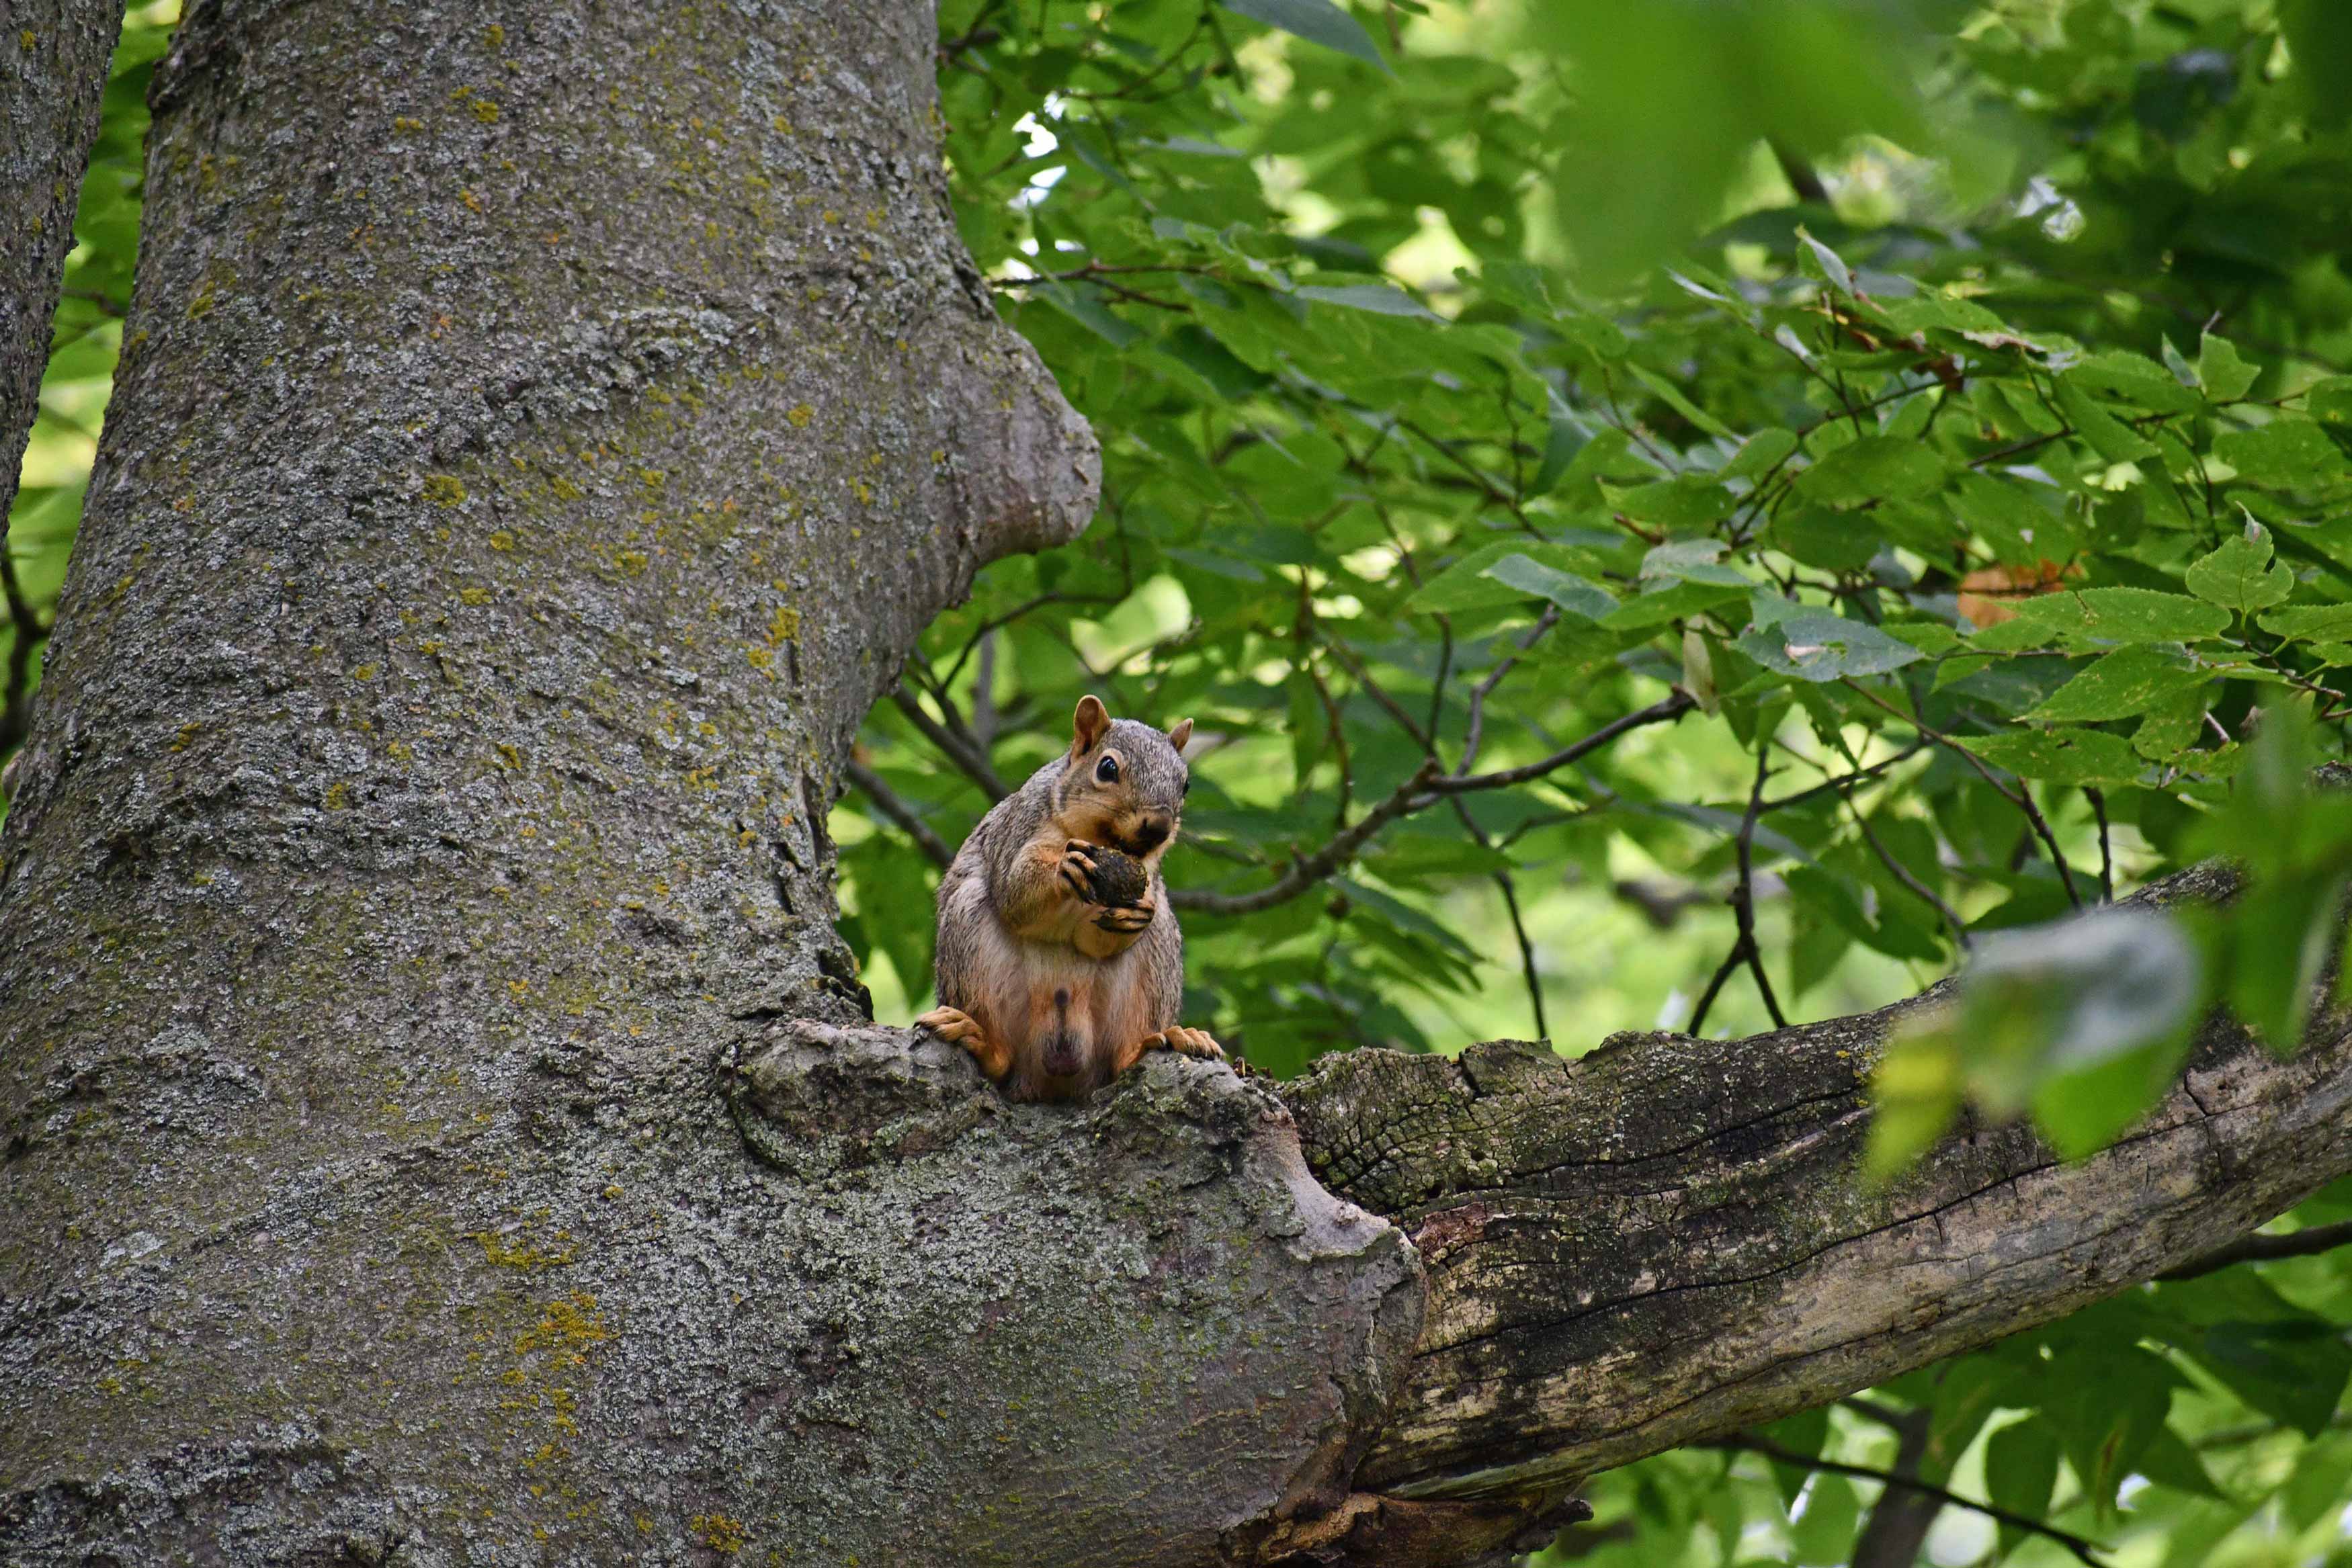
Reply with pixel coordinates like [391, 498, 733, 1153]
[1132, 813, 1173, 851]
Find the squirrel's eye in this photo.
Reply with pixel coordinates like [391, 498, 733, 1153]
[1095, 754, 1120, 783]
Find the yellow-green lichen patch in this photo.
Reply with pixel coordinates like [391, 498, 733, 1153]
[423, 474, 468, 508]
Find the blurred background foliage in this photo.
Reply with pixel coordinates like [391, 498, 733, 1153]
[11, 1, 2352, 1563]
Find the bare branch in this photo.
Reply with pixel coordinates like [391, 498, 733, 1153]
[1175, 694, 1695, 917]
[1716, 1436, 2105, 1567]
[843, 759, 956, 869]
[1173, 759, 1441, 916]
[2160, 1217, 2352, 1280]
[890, 685, 1009, 801]
[1427, 692, 1697, 797]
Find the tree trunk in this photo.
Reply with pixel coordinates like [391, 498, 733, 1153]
[0, 0, 117, 526]
[5, 5, 2352, 1567]
[1, 0, 121, 752]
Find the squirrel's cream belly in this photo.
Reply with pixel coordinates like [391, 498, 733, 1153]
[972, 930, 1156, 1093]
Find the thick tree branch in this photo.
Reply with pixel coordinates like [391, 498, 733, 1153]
[1278, 858, 2352, 1510]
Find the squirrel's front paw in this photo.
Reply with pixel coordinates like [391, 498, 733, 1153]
[1057, 839, 1099, 900]
[1092, 893, 1155, 934]
[1140, 1025, 1224, 1060]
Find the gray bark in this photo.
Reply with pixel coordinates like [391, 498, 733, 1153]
[1283, 860, 2352, 1512]
[0, 0, 120, 749]
[3, 3, 2351, 1567]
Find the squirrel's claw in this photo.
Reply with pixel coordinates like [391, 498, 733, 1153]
[1058, 838, 1098, 898]
[1141, 1025, 1224, 1061]
[1092, 899, 1154, 934]
[917, 1006, 1012, 1080]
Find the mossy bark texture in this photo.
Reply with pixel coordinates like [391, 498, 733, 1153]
[1, 0, 119, 744]
[5, 4, 2352, 1567]
[1284, 862, 2352, 1510]
[0, 0, 1416, 1561]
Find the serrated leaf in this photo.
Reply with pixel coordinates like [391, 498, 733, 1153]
[1734, 610, 1923, 683]
[1294, 281, 1435, 318]
[1602, 574, 1751, 629]
[2024, 646, 2209, 722]
[1970, 589, 2231, 649]
[2054, 375, 2160, 462]
[1218, 0, 1390, 69]
[1791, 435, 1948, 508]
[1411, 541, 1608, 613]
[2187, 525, 2294, 614]
[1627, 363, 1737, 440]
[2216, 418, 2344, 489]
[1966, 728, 2142, 783]
[2259, 602, 2352, 641]
[1723, 427, 1798, 482]
[1983, 1420, 2059, 1557]
[2199, 332, 2261, 402]
[1797, 228, 1854, 297]
[1480, 553, 1616, 620]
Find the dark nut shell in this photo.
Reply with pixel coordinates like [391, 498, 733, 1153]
[1085, 847, 1150, 908]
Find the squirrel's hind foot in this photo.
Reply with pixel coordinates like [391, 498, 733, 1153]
[1140, 1025, 1224, 1061]
[917, 1006, 1013, 1080]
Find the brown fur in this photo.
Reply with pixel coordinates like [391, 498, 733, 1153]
[917, 696, 1220, 1100]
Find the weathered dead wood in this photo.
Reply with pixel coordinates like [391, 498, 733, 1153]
[1281, 861, 2352, 1507]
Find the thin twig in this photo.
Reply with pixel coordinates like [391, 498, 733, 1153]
[1171, 759, 1441, 916]
[1840, 679, 2081, 910]
[2085, 786, 2113, 904]
[0, 547, 44, 756]
[1715, 1436, 2107, 1567]
[1458, 606, 1562, 776]
[1177, 694, 1695, 916]
[843, 760, 955, 869]
[1842, 788, 1972, 951]
[1735, 746, 1788, 1027]
[1490, 867, 1550, 1041]
[890, 686, 1007, 800]
[1428, 691, 1697, 796]
[2160, 1218, 2352, 1280]
[1761, 742, 1928, 815]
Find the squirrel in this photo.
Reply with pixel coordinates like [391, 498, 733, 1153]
[917, 694, 1222, 1101]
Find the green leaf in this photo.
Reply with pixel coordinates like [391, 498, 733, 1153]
[1293, 281, 1436, 318]
[2068, 351, 2201, 415]
[1966, 728, 2142, 785]
[1480, 553, 1617, 620]
[1722, 427, 1798, 482]
[2185, 523, 2294, 614]
[1970, 589, 2231, 650]
[2042, 1351, 2175, 1515]
[1735, 610, 1924, 683]
[2216, 419, 2344, 490]
[2199, 332, 2261, 402]
[1797, 228, 1854, 297]
[2054, 375, 2160, 462]
[1791, 435, 1948, 508]
[2259, 602, 2352, 642]
[2023, 646, 2210, 722]
[1603, 575, 1751, 630]
[1982, 1420, 2059, 1557]
[1628, 363, 1738, 440]
[1411, 540, 1608, 614]
[1218, 0, 1389, 70]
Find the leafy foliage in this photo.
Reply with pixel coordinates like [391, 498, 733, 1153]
[13, 1, 2352, 1564]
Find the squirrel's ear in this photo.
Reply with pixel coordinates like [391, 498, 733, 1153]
[1167, 717, 1193, 752]
[1072, 694, 1111, 753]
